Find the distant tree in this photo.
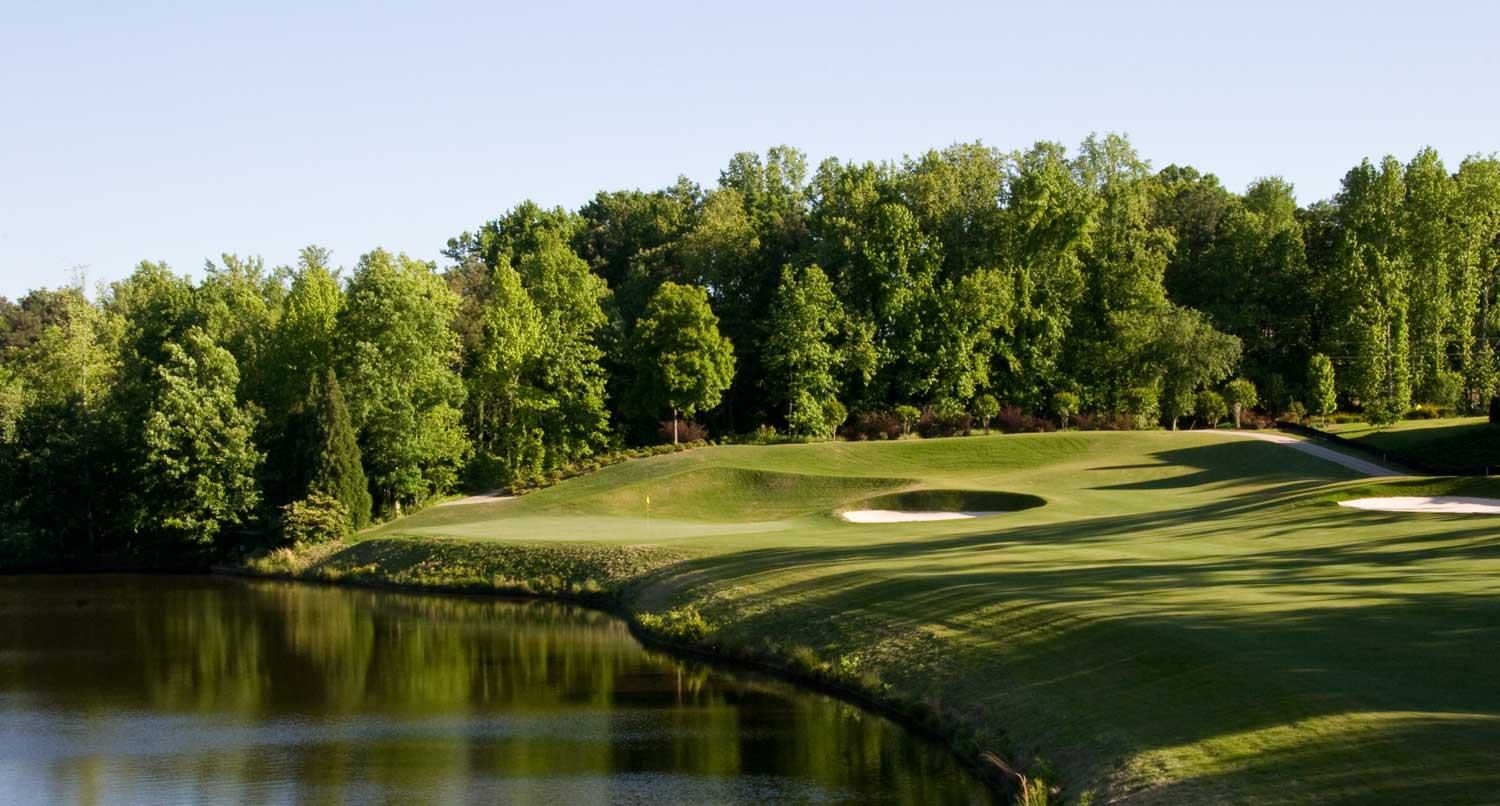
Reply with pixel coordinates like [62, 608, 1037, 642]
[0, 364, 24, 442]
[302, 370, 370, 531]
[1329, 157, 1411, 424]
[999, 142, 1096, 409]
[1067, 134, 1176, 412]
[1195, 389, 1228, 429]
[279, 492, 350, 546]
[765, 264, 842, 435]
[338, 249, 468, 512]
[198, 253, 279, 402]
[632, 282, 735, 443]
[1124, 385, 1160, 430]
[452, 219, 613, 479]
[1307, 354, 1337, 423]
[1146, 306, 1241, 430]
[262, 248, 343, 505]
[973, 394, 1000, 433]
[821, 398, 848, 439]
[1051, 391, 1079, 430]
[1162, 382, 1196, 431]
[785, 389, 825, 438]
[135, 329, 262, 549]
[1223, 378, 1259, 428]
[893, 404, 921, 437]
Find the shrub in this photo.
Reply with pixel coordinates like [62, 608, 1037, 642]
[915, 405, 972, 438]
[1405, 403, 1449, 420]
[996, 405, 1056, 434]
[1223, 378, 1259, 429]
[892, 405, 922, 437]
[1240, 411, 1277, 430]
[852, 411, 902, 441]
[749, 423, 781, 444]
[657, 419, 709, 443]
[785, 390, 826, 437]
[1418, 370, 1463, 410]
[637, 605, 714, 643]
[280, 492, 351, 545]
[1195, 390, 1228, 429]
[821, 398, 848, 438]
[1052, 391, 1079, 430]
[1123, 386, 1160, 430]
[973, 394, 1000, 433]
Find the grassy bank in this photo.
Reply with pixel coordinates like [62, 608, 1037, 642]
[241, 431, 1500, 805]
[1321, 416, 1500, 474]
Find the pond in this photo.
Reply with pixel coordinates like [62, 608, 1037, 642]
[0, 575, 993, 804]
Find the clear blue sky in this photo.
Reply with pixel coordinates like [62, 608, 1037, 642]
[3, 0, 1497, 298]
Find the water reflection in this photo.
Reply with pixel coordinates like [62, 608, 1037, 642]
[0, 575, 991, 805]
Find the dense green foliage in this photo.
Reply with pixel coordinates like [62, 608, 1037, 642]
[296, 370, 371, 531]
[630, 282, 736, 442]
[4, 135, 1499, 566]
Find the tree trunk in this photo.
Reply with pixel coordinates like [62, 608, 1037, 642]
[672, 409, 679, 444]
[1233, 405, 1242, 429]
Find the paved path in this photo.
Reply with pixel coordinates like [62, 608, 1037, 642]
[1222, 430, 1400, 477]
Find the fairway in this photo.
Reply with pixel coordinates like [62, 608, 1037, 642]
[350, 431, 1499, 804]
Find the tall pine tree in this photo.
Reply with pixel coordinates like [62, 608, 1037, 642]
[304, 370, 371, 530]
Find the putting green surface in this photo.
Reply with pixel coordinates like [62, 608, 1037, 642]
[368, 431, 1500, 804]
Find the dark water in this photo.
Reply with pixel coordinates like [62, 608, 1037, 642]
[0, 575, 992, 805]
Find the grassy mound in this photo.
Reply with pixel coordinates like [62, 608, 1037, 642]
[253, 430, 1500, 805]
[852, 488, 1046, 514]
[546, 465, 912, 522]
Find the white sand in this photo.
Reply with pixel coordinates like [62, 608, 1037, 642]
[1338, 496, 1500, 514]
[841, 510, 1000, 523]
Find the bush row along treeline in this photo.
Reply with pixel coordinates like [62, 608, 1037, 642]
[3, 134, 1498, 565]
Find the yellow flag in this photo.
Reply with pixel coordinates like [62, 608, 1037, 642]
[645, 495, 651, 506]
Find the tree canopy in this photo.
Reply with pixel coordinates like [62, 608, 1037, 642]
[5, 135, 1499, 568]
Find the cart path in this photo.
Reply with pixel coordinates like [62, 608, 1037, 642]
[1222, 430, 1401, 477]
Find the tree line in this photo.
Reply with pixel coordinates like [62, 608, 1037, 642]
[3, 135, 1498, 566]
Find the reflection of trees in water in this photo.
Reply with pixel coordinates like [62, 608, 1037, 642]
[2, 576, 991, 803]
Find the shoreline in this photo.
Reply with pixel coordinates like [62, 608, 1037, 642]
[215, 544, 1036, 804]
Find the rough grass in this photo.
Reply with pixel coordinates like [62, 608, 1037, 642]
[243, 537, 685, 600]
[251, 430, 1500, 805]
[1324, 416, 1500, 474]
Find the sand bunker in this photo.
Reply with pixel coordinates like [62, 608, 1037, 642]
[841, 510, 1000, 523]
[1339, 496, 1500, 514]
[841, 489, 1045, 523]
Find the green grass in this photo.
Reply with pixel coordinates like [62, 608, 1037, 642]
[263, 431, 1500, 804]
[1323, 416, 1500, 474]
